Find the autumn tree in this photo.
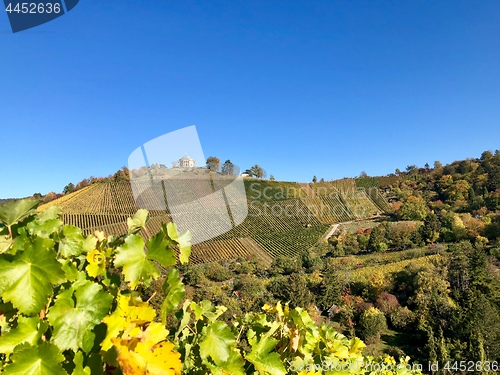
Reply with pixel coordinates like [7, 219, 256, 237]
[43, 191, 57, 203]
[206, 156, 220, 172]
[113, 166, 130, 182]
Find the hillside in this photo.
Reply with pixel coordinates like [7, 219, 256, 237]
[38, 177, 390, 264]
[10, 149, 500, 363]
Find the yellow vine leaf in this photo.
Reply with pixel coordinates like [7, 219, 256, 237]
[101, 293, 156, 351]
[348, 337, 366, 357]
[102, 292, 181, 374]
[112, 322, 181, 374]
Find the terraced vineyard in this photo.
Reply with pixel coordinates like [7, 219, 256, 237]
[342, 189, 380, 218]
[190, 237, 273, 265]
[297, 179, 388, 222]
[355, 177, 392, 211]
[38, 175, 391, 263]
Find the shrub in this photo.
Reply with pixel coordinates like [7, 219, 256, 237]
[269, 255, 301, 275]
[203, 262, 233, 282]
[359, 307, 387, 344]
[376, 292, 400, 315]
[181, 264, 206, 285]
[490, 246, 500, 260]
[390, 306, 415, 329]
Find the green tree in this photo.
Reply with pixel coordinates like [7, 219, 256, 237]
[480, 150, 493, 161]
[420, 212, 441, 243]
[269, 255, 301, 276]
[316, 271, 342, 312]
[267, 274, 312, 308]
[448, 242, 471, 296]
[389, 306, 414, 329]
[367, 225, 387, 252]
[250, 164, 265, 179]
[358, 307, 387, 344]
[62, 183, 75, 195]
[221, 160, 235, 175]
[398, 195, 427, 221]
[406, 165, 418, 173]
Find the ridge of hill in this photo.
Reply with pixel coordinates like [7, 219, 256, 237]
[38, 177, 390, 264]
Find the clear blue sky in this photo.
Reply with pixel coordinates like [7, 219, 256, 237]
[1, 1, 499, 198]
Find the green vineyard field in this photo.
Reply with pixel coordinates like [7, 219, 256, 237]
[348, 254, 444, 283]
[38, 176, 390, 263]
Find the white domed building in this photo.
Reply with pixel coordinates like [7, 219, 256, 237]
[178, 155, 195, 168]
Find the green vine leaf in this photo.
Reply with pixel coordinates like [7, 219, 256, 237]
[165, 223, 191, 264]
[160, 268, 185, 324]
[59, 225, 85, 257]
[147, 230, 176, 268]
[114, 234, 160, 288]
[190, 300, 227, 323]
[0, 199, 39, 228]
[0, 234, 11, 254]
[204, 350, 246, 375]
[199, 321, 236, 365]
[47, 280, 113, 352]
[127, 209, 149, 234]
[83, 234, 98, 253]
[0, 316, 47, 355]
[0, 237, 64, 315]
[2, 342, 66, 375]
[246, 334, 286, 375]
[72, 351, 91, 375]
[26, 206, 63, 238]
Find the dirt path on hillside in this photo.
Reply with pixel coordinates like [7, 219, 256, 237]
[316, 216, 383, 246]
[323, 223, 340, 241]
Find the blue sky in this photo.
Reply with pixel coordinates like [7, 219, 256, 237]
[1, 1, 499, 198]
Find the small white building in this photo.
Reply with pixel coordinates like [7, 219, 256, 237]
[179, 155, 195, 168]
